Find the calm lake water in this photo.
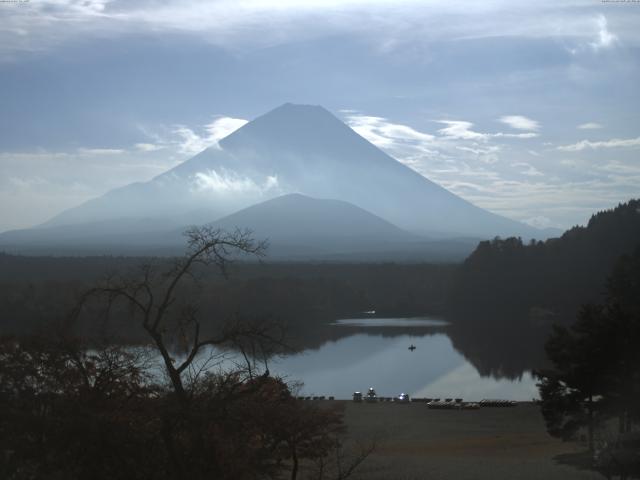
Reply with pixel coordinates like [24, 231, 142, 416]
[191, 316, 539, 401]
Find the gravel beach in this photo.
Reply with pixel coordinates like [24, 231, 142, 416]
[338, 401, 602, 479]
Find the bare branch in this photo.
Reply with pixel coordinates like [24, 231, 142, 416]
[70, 226, 270, 401]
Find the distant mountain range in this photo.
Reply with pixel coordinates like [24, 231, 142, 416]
[0, 193, 480, 260]
[209, 194, 485, 261]
[0, 103, 560, 259]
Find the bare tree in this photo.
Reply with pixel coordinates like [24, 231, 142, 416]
[71, 226, 271, 402]
[62, 226, 370, 480]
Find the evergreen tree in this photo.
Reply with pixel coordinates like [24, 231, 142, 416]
[536, 248, 640, 453]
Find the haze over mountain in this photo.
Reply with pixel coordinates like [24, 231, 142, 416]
[206, 193, 477, 261]
[0, 193, 479, 260]
[1, 103, 556, 257]
[211, 193, 410, 243]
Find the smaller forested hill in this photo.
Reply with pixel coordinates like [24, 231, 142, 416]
[449, 199, 640, 323]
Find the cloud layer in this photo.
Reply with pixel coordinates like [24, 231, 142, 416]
[0, 116, 252, 231]
[0, 1, 638, 232]
[343, 110, 640, 230]
[558, 137, 640, 152]
[174, 117, 248, 155]
[1, 0, 637, 59]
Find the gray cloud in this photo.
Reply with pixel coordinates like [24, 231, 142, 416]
[0, 1, 638, 232]
[1, 1, 636, 60]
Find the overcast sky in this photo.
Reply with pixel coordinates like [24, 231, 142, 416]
[1, 0, 639, 232]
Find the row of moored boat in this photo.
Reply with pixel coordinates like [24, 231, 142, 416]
[352, 388, 518, 408]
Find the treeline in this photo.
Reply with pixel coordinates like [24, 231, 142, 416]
[443, 200, 640, 377]
[449, 199, 640, 324]
[0, 257, 455, 346]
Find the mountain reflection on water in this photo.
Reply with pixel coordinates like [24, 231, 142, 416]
[264, 316, 543, 400]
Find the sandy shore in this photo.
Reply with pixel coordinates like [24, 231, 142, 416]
[336, 401, 601, 480]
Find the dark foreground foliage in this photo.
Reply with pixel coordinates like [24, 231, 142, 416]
[536, 248, 640, 478]
[1, 227, 374, 480]
[0, 335, 354, 480]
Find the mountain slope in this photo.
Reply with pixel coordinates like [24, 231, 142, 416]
[206, 193, 436, 259]
[210, 193, 412, 243]
[38, 103, 546, 240]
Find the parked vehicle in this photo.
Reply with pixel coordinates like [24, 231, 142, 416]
[365, 387, 378, 403]
[352, 391, 363, 402]
[479, 399, 517, 407]
[427, 400, 457, 409]
[395, 393, 410, 403]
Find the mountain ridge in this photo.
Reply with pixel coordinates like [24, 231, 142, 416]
[210, 192, 412, 238]
[0, 193, 480, 261]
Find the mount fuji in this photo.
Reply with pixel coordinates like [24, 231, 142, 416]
[0, 103, 554, 257]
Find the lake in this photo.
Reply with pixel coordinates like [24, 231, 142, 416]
[193, 316, 540, 401]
